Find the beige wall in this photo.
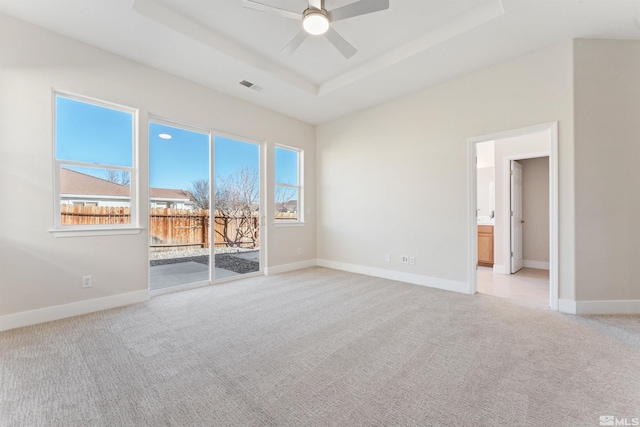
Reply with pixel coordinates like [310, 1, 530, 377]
[521, 157, 550, 266]
[0, 14, 316, 319]
[3, 15, 637, 323]
[317, 42, 575, 297]
[574, 39, 640, 301]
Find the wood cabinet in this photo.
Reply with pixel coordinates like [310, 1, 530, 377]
[478, 225, 494, 267]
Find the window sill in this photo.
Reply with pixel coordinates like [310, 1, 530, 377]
[50, 227, 143, 238]
[274, 222, 305, 227]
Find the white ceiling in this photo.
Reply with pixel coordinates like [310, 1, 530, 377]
[1, 0, 640, 124]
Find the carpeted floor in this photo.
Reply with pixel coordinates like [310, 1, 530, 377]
[1, 267, 639, 426]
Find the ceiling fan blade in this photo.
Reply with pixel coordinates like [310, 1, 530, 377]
[281, 30, 309, 54]
[324, 27, 357, 59]
[328, 0, 389, 22]
[242, 0, 302, 20]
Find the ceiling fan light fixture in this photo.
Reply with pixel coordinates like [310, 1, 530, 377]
[303, 9, 329, 35]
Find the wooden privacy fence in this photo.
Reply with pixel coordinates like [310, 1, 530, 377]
[60, 205, 259, 250]
[150, 208, 259, 250]
[60, 204, 131, 225]
[149, 208, 211, 250]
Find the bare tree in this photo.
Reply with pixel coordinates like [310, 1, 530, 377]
[214, 166, 259, 248]
[275, 185, 297, 217]
[103, 170, 130, 186]
[190, 178, 210, 210]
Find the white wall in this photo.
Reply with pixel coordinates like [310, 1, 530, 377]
[476, 140, 495, 168]
[493, 132, 550, 273]
[0, 13, 316, 325]
[521, 157, 550, 268]
[574, 39, 640, 302]
[317, 42, 575, 297]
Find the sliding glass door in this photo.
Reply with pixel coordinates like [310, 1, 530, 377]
[149, 121, 211, 291]
[212, 136, 261, 280]
[148, 122, 263, 289]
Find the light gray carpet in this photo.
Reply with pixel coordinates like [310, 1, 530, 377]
[1, 267, 639, 426]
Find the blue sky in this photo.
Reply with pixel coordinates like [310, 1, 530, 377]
[149, 123, 261, 190]
[274, 146, 299, 186]
[149, 122, 211, 190]
[56, 96, 297, 192]
[56, 96, 133, 167]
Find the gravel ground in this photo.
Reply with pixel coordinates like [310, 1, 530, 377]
[149, 247, 254, 261]
[149, 248, 259, 275]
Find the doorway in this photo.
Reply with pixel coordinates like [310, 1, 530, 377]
[468, 123, 558, 309]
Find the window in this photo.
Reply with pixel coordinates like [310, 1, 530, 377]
[274, 145, 303, 222]
[53, 93, 137, 230]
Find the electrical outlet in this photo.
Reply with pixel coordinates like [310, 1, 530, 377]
[401, 255, 409, 264]
[409, 256, 415, 265]
[297, 248, 302, 256]
[384, 253, 390, 262]
[82, 275, 92, 288]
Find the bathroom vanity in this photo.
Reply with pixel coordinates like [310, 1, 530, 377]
[477, 224, 494, 267]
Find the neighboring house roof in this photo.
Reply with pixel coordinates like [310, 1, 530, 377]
[150, 187, 194, 202]
[61, 168, 129, 197]
[60, 168, 194, 202]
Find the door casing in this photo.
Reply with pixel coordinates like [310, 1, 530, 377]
[467, 122, 558, 310]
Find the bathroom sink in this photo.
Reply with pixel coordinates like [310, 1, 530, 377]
[477, 216, 494, 225]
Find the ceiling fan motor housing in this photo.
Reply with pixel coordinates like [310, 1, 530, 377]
[303, 8, 330, 35]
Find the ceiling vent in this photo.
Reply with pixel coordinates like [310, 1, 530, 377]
[239, 80, 263, 92]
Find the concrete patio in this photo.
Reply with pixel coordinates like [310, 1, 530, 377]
[149, 250, 259, 290]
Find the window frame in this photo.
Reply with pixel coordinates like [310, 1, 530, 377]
[51, 91, 140, 236]
[274, 144, 304, 225]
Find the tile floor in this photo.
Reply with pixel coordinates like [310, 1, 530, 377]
[477, 266, 550, 306]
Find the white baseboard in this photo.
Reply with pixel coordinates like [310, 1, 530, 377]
[317, 259, 469, 294]
[575, 299, 640, 315]
[0, 290, 149, 332]
[265, 259, 317, 276]
[558, 298, 577, 314]
[493, 264, 508, 274]
[523, 260, 550, 270]
[558, 298, 640, 315]
[493, 262, 549, 273]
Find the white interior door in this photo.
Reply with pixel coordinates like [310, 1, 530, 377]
[510, 160, 524, 273]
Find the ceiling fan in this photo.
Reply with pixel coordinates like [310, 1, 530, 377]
[242, 0, 390, 59]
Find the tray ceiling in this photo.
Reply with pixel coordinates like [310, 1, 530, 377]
[1, 0, 639, 124]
